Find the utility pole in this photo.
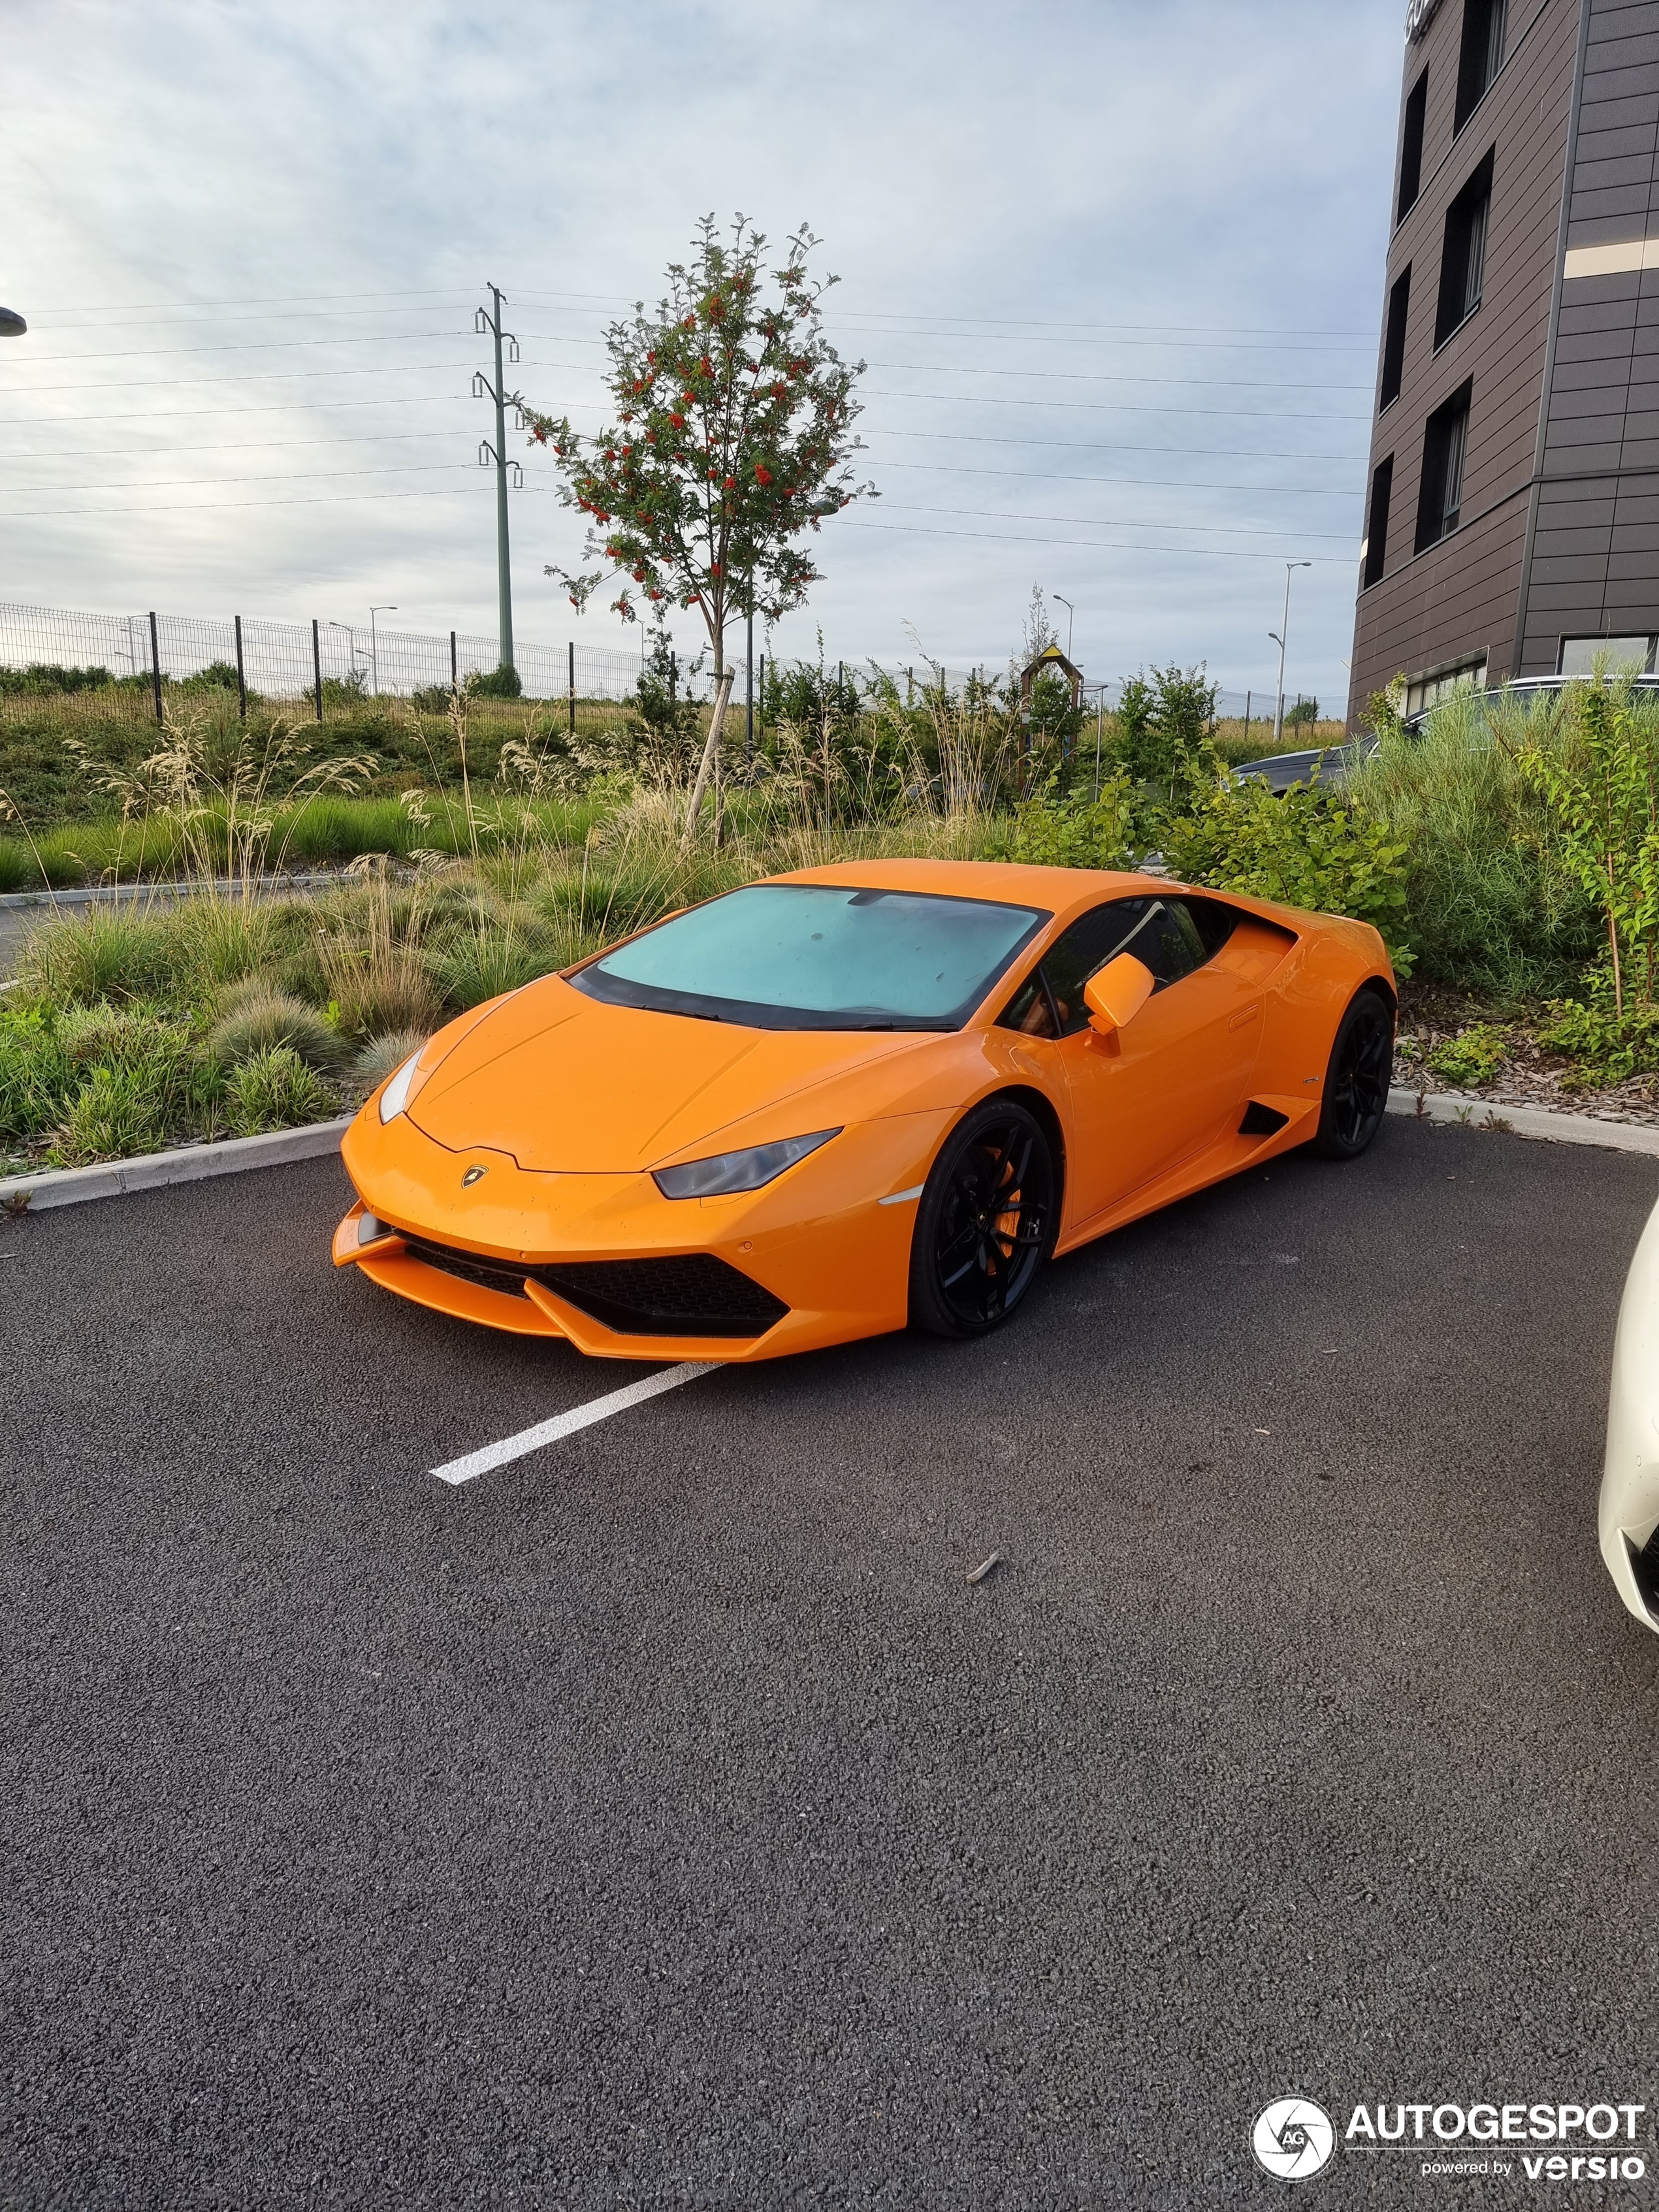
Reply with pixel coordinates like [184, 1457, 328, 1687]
[474, 285, 523, 676]
[1270, 562, 1312, 745]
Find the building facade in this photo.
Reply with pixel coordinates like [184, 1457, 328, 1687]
[1347, 0, 1659, 723]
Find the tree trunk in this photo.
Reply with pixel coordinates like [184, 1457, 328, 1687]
[682, 668, 735, 850]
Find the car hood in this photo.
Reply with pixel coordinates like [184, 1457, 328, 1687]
[406, 974, 930, 1172]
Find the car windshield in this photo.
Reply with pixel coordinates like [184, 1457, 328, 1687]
[570, 882, 1049, 1031]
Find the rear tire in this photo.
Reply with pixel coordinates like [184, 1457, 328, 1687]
[909, 1100, 1055, 1339]
[1313, 987, 1394, 1159]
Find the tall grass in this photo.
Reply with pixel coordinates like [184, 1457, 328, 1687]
[1349, 686, 1601, 996]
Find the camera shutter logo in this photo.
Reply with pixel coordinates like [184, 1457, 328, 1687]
[1253, 2099, 1335, 2181]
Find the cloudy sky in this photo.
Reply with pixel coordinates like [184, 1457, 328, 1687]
[3, 0, 1403, 714]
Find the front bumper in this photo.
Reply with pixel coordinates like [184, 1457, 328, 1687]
[1598, 1193, 1659, 1630]
[335, 1102, 953, 1362]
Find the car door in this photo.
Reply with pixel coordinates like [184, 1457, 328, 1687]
[997, 895, 1264, 1229]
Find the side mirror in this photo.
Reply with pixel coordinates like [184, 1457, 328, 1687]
[1084, 952, 1155, 1037]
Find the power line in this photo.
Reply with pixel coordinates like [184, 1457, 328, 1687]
[12, 330, 471, 363]
[9, 324, 1370, 393]
[0, 430, 1362, 498]
[0, 397, 1366, 464]
[870, 500, 1356, 541]
[840, 518, 1347, 562]
[0, 461, 480, 496]
[0, 485, 496, 520]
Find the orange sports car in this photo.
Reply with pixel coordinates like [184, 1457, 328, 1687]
[333, 859, 1396, 1362]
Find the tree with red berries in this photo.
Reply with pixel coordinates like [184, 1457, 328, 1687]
[521, 214, 876, 839]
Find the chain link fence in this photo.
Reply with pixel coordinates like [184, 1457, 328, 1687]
[0, 600, 1302, 726]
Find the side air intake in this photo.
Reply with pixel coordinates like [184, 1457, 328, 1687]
[1240, 1101, 1291, 1136]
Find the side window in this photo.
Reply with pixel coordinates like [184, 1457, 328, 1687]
[997, 897, 1232, 1038]
[1131, 901, 1210, 988]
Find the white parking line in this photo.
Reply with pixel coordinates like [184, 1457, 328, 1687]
[430, 1362, 718, 1486]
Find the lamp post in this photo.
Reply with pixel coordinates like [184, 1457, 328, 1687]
[369, 605, 396, 697]
[0, 308, 26, 338]
[1270, 562, 1313, 745]
[325, 620, 367, 691]
[1053, 594, 1075, 661]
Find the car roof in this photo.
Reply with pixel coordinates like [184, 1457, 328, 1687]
[769, 856, 1168, 919]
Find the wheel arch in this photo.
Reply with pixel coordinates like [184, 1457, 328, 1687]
[982, 1082, 1067, 1240]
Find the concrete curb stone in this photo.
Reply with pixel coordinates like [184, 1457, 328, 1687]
[0, 1119, 353, 1212]
[3, 1087, 1656, 1217]
[0, 873, 340, 912]
[1385, 1085, 1659, 1158]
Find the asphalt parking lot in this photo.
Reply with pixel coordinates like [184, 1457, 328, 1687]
[5, 1117, 1659, 2209]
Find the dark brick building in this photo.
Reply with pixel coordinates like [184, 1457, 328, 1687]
[1348, 0, 1659, 723]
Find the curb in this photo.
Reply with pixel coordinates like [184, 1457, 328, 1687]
[3, 1089, 1654, 1218]
[1385, 1085, 1659, 1159]
[0, 873, 341, 912]
[0, 1117, 351, 1212]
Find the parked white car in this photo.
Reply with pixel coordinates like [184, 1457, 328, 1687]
[1600, 1192, 1659, 1629]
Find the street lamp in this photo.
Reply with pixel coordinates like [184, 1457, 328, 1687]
[0, 308, 26, 338]
[1053, 593, 1076, 662]
[369, 605, 396, 697]
[1270, 562, 1313, 745]
[325, 620, 367, 690]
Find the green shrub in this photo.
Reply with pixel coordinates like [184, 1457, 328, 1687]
[56, 1063, 172, 1163]
[0, 839, 33, 893]
[999, 770, 1134, 870]
[209, 983, 351, 1073]
[224, 1044, 333, 1136]
[1426, 1022, 1509, 1088]
[1161, 777, 1413, 971]
[0, 1005, 73, 1140]
[468, 664, 524, 701]
[1348, 690, 1599, 995]
[1536, 994, 1659, 1085]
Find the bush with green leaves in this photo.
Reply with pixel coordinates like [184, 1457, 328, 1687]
[1426, 1022, 1509, 1088]
[1111, 665, 1219, 792]
[999, 769, 1134, 871]
[468, 664, 524, 701]
[1536, 991, 1659, 1085]
[1161, 776, 1413, 972]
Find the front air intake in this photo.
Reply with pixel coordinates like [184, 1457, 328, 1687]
[397, 1234, 786, 1338]
[537, 1255, 788, 1338]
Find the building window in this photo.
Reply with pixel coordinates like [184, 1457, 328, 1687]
[1455, 0, 1506, 134]
[1381, 268, 1411, 409]
[1558, 635, 1658, 677]
[1435, 152, 1493, 345]
[1416, 380, 1473, 552]
[1364, 456, 1394, 588]
[1406, 654, 1489, 718]
[1398, 70, 1428, 224]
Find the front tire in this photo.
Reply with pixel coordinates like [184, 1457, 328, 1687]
[909, 1100, 1055, 1339]
[1313, 987, 1394, 1159]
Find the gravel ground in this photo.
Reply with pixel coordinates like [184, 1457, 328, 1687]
[3, 1122, 1658, 2209]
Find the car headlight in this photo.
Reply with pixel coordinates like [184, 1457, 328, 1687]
[378, 1051, 421, 1125]
[652, 1128, 841, 1200]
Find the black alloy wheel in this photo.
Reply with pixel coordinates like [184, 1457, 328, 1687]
[909, 1100, 1055, 1338]
[1313, 988, 1394, 1159]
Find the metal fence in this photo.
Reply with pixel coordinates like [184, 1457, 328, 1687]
[0, 600, 1314, 727]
